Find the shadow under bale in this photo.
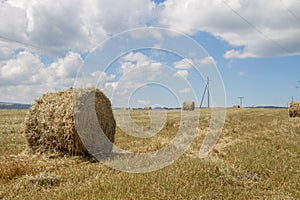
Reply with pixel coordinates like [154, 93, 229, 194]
[23, 88, 116, 158]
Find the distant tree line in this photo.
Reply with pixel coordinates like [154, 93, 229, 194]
[0, 103, 31, 110]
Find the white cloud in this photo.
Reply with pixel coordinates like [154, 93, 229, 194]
[2, 0, 158, 55]
[173, 58, 194, 69]
[2, 0, 300, 60]
[118, 52, 152, 74]
[0, 43, 15, 60]
[75, 70, 116, 89]
[0, 50, 117, 102]
[33, 51, 83, 86]
[48, 52, 82, 78]
[160, 0, 300, 58]
[173, 70, 188, 79]
[238, 71, 245, 77]
[2, 0, 300, 104]
[224, 49, 256, 59]
[102, 51, 165, 99]
[0, 51, 44, 85]
[105, 81, 119, 90]
[0, 2, 28, 44]
[198, 56, 217, 65]
[130, 28, 164, 41]
[179, 87, 191, 93]
[137, 100, 150, 105]
[118, 52, 163, 79]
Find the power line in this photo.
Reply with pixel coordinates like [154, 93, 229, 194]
[279, 0, 300, 24]
[219, 0, 292, 54]
[0, 34, 63, 56]
[0, 35, 39, 50]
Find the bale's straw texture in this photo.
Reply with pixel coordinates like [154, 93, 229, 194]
[233, 105, 240, 109]
[289, 102, 300, 117]
[144, 107, 152, 110]
[23, 88, 116, 156]
[182, 101, 195, 111]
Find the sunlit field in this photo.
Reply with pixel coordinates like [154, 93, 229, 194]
[0, 108, 299, 199]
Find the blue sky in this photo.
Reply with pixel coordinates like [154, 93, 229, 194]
[0, 0, 300, 107]
[192, 31, 300, 107]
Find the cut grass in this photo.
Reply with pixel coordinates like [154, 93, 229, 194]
[0, 108, 299, 199]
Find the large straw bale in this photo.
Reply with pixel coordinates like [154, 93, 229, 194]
[23, 88, 116, 156]
[289, 102, 300, 117]
[233, 105, 240, 109]
[182, 101, 195, 111]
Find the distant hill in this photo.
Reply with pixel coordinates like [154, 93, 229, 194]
[246, 106, 288, 109]
[0, 102, 31, 110]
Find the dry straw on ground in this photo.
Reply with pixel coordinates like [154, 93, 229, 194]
[25, 172, 60, 188]
[289, 102, 300, 117]
[233, 105, 240, 109]
[23, 88, 116, 157]
[182, 101, 195, 111]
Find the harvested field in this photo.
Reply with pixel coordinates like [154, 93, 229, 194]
[0, 108, 299, 199]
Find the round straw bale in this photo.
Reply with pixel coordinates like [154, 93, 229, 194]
[289, 102, 300, 117]
[23, 88, 116, 156]
[182, 101, 195, 111]
[144, 106, 152, 110]
[233, 105, 240, 109]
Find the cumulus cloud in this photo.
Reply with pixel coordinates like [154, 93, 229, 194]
[2, 0, 300, 59]
[118, 52, 163, 80]
[118, 52, 153, 74]
[160, 0, 300, 58]
[0, 45, 14, 60]
[2, 0, 300, 103]
[0, 50, 116, 102]
[173, 70, 188, 79]
[238, 71, 245, 77]
[0, 51, 44, 85]
[198, 56, 217, 65]
[137, 100, 150, 105]
[0, 2, 28, 44]
[179, 87, 191, 93]
[89, 51, 165, 102]
[48, 52, 82, 78]
[2, 0, 158, 55]
[173, 58, 194, 69]
[105, 81, 119, 91]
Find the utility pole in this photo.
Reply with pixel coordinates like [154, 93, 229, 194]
[207, 77, 211, 108]
[238, 97, 244, 108]
[199, 77, 211, 108]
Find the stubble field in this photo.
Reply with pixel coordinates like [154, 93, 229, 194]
[0, 108, 299, 199]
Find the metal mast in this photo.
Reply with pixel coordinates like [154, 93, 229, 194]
[238, 97, 244, 108]
[199, 77, 211, 108]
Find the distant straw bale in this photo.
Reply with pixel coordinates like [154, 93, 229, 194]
[233, 105, 240, 109]
[182, 101, 195, 111]
[144, 107, 152, 110]
[289, 102, 300, 117]
[23, 88, 116, 157]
